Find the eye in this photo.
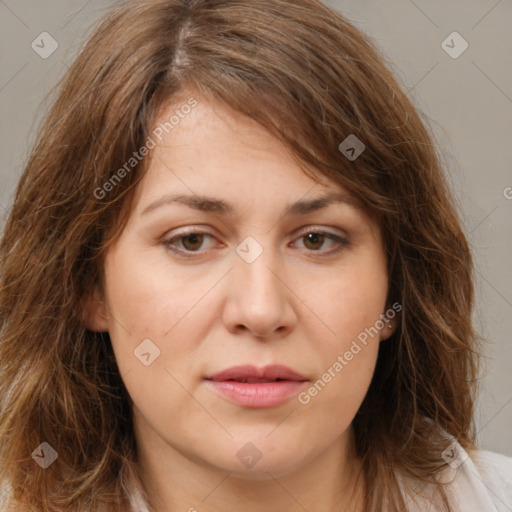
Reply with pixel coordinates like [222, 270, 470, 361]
[162, 227, 350, 258]
[291, 229, 349, 255]
[164, 230, 218, 255]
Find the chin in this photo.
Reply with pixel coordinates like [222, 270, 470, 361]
[205, 439, 311, 480]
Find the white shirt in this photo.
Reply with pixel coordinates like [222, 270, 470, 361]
[398, 438, 512, 511]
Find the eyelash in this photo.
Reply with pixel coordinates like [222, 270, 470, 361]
[162, 228, 350, 258]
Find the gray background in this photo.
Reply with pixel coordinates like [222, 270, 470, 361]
[0, 1, 510, 455]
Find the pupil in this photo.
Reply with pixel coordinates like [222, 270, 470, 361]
[305, 233, 323, 250]
[183, 234, 202, 250]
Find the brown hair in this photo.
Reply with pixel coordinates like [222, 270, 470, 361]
[0, 0, 481, 510]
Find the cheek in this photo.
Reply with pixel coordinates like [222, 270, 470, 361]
[101, 246, 203, 432]
[298, 307, 381, 434]
[102, 244, 194, 339]
[101, 243, 217, 387]
[307, 261, 389, 347]
[297, 256, 387, 411]
[299, 350, 379, 446]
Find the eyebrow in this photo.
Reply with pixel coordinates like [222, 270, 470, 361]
[140, 191, 359, 217]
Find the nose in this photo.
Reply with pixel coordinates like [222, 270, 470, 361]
[221, 242, 298, 339]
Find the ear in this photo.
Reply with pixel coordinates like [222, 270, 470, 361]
[81, 286, 109, 332]
[379, 317, 397, 342]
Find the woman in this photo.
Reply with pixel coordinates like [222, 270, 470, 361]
[0, 0, 510, 511]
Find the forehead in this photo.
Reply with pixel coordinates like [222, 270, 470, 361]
[118, 91, 379, 235]
[138, 95, 356, 202]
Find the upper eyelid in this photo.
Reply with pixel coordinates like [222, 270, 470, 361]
[165, 225, 347, 241]
[164, 226, 348, 253]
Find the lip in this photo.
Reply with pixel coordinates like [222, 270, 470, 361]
[207, 364, 307, 382]
[204, 364, 308, 408]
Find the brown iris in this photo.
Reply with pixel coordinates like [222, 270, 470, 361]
[181, 233, 205, 251]
[302, 232, 325, 251]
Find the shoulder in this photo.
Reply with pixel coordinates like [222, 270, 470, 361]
[398, 437, 512, 512]
[439, 439, 512, 512]
[464, 446, 512, 511]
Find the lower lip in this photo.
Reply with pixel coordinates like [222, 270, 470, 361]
[205, 380, 307, 408]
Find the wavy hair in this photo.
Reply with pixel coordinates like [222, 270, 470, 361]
[0, 0, 481, 510]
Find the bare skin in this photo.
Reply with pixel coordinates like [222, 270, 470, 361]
[86, 90, 395, 512]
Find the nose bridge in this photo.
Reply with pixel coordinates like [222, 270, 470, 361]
[236, 234, 283, 302]
[225, 234, 295, 336]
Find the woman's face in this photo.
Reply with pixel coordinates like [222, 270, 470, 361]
[88, 92, 395, 478]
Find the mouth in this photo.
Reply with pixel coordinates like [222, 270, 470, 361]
[205, 364, 308, 383]
[218, 377, 291, 383]
[204, 364, 308, 408]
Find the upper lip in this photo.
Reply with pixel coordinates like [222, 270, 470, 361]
[206, 364, 308, 382]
